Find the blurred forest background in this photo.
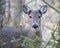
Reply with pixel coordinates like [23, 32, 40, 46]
[0, 0, 60, 48]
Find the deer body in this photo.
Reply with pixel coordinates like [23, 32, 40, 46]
[2, 26, 29, 42]
[2, 26, 30, 48]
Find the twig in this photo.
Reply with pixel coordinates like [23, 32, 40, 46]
[2, 38, 21, 46]
[25, 0, 35, 5]
[21, 35, 35, 42]
[44, 41, 50, 48]
[44, 25, 57, 31]
[42, 0, 60, 14]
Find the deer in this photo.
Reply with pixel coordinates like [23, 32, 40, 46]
[2, 5, 47, 48]
[23, 5, 47, 38]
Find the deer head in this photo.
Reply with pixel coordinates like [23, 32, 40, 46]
[23, 5, 47, 29]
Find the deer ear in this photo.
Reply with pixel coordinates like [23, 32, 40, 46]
[23, 5, 31, 14]
[39, 5, 47, 14]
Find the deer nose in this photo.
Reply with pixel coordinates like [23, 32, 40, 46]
[32, 24, 38, 29]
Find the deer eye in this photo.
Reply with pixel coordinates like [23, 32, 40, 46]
[29, 16, 32, 18]
[38, 16, 41, 18]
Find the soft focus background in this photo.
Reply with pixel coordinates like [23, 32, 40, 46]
[0, 0, 60, 48]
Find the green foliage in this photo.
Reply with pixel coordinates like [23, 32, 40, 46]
[20, 36, 42, 48]
[57, 16, 60, 48]
[13, 34, 42, 48]
[13, 25, 60, 48]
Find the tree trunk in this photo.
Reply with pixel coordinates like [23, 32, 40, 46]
[0, 0, 5, 47]
[4, 0, 11, 25]
[10, 0, 25, 28]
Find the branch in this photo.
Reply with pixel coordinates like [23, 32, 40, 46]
[26, 0, 35, 5]
[42, 0, 60, 14]
[2, 38, 21, 46]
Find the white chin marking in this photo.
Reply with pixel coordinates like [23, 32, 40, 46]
[31, 27, 39, 32]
